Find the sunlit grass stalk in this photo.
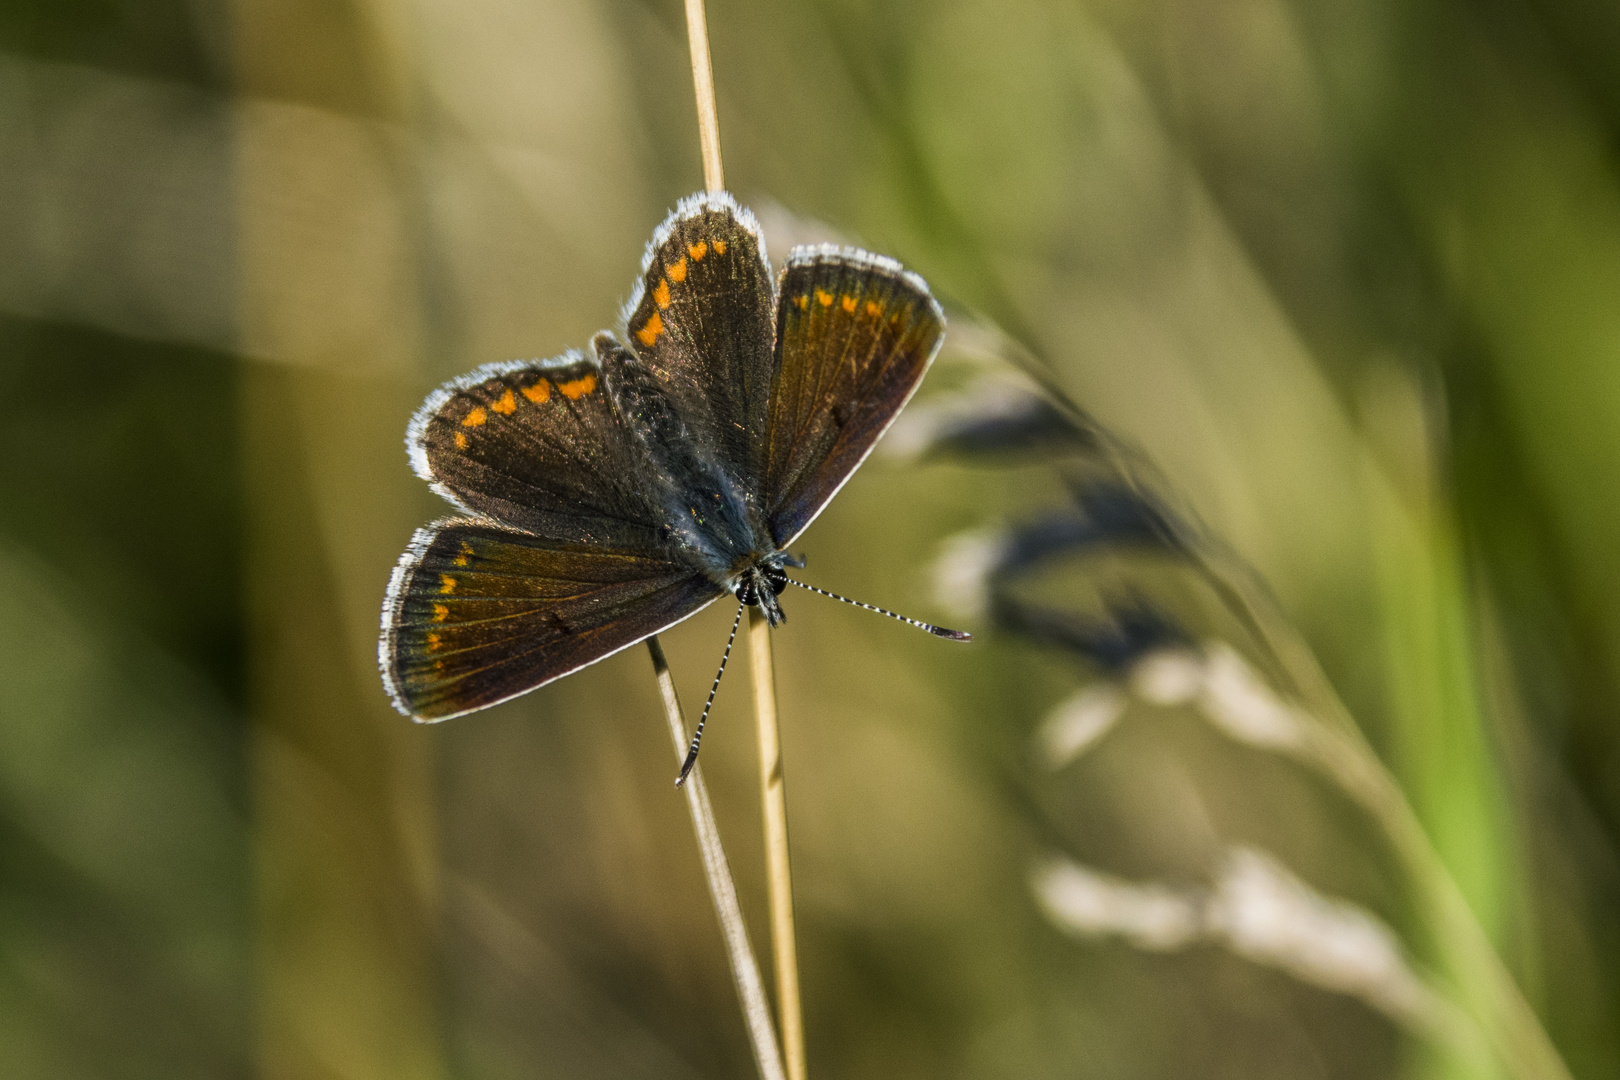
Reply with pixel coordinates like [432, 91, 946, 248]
[647, 637, 787, 1080]
[683, 0, 724, 193]
[681, 4, 808, 1078]
[1195, 548, 1572, 1080]
[747, 607, 806, 1080]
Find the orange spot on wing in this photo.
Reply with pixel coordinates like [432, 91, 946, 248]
[558, 373, 597, 399]
[688, 240, 708, 261]
[427, 632, 441, 650]
[490, 388, 516, 415]
[713, 239, 727, 254]
[453, 543, 472, 567]
[454, 431, 468, 449]
[521, 379, 550, 403]
[431, 603, 449, 622]
[816, 289, 834, 307]
[653, 279, 671, 309]
[439, 574, 457, 594]
[668, 257, 687, 282]
[840, 294, 857, 313]
[865, 300, 883, 316]
[635, 312, 664, 347]
[462, 406, 486, 427]
[794, 294, 809, 310]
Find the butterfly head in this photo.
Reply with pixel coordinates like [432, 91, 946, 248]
[733, 561, 789, 626]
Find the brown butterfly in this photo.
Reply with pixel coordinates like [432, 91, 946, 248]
[380, 192, 967, 775]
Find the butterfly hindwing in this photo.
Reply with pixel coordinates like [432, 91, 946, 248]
[410, 353, 669, 550]
[764, 247, 946, 546]
[621, 192, 776, 491]
[381, 520, 725, 721]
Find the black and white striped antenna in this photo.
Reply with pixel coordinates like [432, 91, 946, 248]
[673, 578, 970, 786]
[783, 577, 972, 640]
[675, 601, 744, 786]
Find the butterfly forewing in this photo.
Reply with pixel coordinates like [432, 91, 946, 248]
[410, 353, 668, 550]
[764, 248, 946, 546]
[621, 193, 775, 488]
[382, 520, 724, 720]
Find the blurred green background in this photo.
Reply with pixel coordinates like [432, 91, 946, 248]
[3, 0, 1620, 1077]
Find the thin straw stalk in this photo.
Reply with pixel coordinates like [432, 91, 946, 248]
[647, 637, 787, 1080]
[677, 2, 809, 1077]
[683, 0, 724, 193]
[748, 607, 806, 1080]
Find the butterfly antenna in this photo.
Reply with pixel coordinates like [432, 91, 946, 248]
[676, 601, 746, 787]
[783, 578, 972, 640]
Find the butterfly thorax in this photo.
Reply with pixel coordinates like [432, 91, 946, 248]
[600, 334, 783, 604]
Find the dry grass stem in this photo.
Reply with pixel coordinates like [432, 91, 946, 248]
[683, 0, 724, 192]
[748, 607, 807, 1080]
[647, 637, 787, 1080]
[680, 1, 806, 1075]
